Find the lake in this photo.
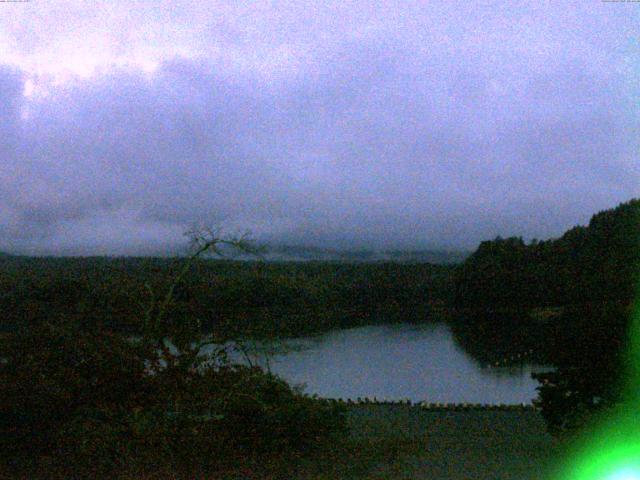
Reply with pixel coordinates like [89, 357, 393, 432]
[212, 323, 550, 404]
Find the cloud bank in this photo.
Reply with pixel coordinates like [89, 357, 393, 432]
[1, 1, 639, 254]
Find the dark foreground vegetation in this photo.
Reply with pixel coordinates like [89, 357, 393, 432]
[0, 235, 348, 478]
[1, 318, 347, 478]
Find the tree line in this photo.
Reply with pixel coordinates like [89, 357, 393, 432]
[454, 198, 639, 310]
[0, 255, 452, 342]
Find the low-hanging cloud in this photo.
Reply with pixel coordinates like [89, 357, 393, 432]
[1, 1, 639, 254]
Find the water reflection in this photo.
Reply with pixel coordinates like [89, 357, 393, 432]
[205, 323, 550, 404]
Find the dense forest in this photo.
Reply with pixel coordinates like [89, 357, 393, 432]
[0, 256, 452, 339]
[453, 198, 639, 310]
[452, 198, 640, 434]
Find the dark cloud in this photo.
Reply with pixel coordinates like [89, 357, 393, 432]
[1, 3, 638, 254]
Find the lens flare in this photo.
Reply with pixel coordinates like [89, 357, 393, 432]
[606, 468, 640, 480]
[550, 407, 640, 479]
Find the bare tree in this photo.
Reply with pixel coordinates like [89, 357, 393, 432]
[139, 227, 257, 377]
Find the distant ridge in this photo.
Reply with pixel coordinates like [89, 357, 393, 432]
[0, 246, 469, 263]
[250, 244, 470, 264]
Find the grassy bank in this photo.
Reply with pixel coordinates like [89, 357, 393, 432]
[0, 403, 567, 480]
[218, 405, 558, 480]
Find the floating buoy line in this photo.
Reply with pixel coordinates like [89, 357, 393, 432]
[322, 397, 537, 411]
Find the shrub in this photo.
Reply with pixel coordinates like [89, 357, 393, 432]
[532, 303, 632, 436]
[0, 318, 347, 478]
[1, 232, 348, 477]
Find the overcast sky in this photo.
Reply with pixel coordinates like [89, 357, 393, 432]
[1, 1, 639, 255]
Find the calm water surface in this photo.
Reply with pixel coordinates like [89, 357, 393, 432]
[221, 323, 549, 404]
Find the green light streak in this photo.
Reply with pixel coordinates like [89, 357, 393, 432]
[546, 391, 640, 479]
